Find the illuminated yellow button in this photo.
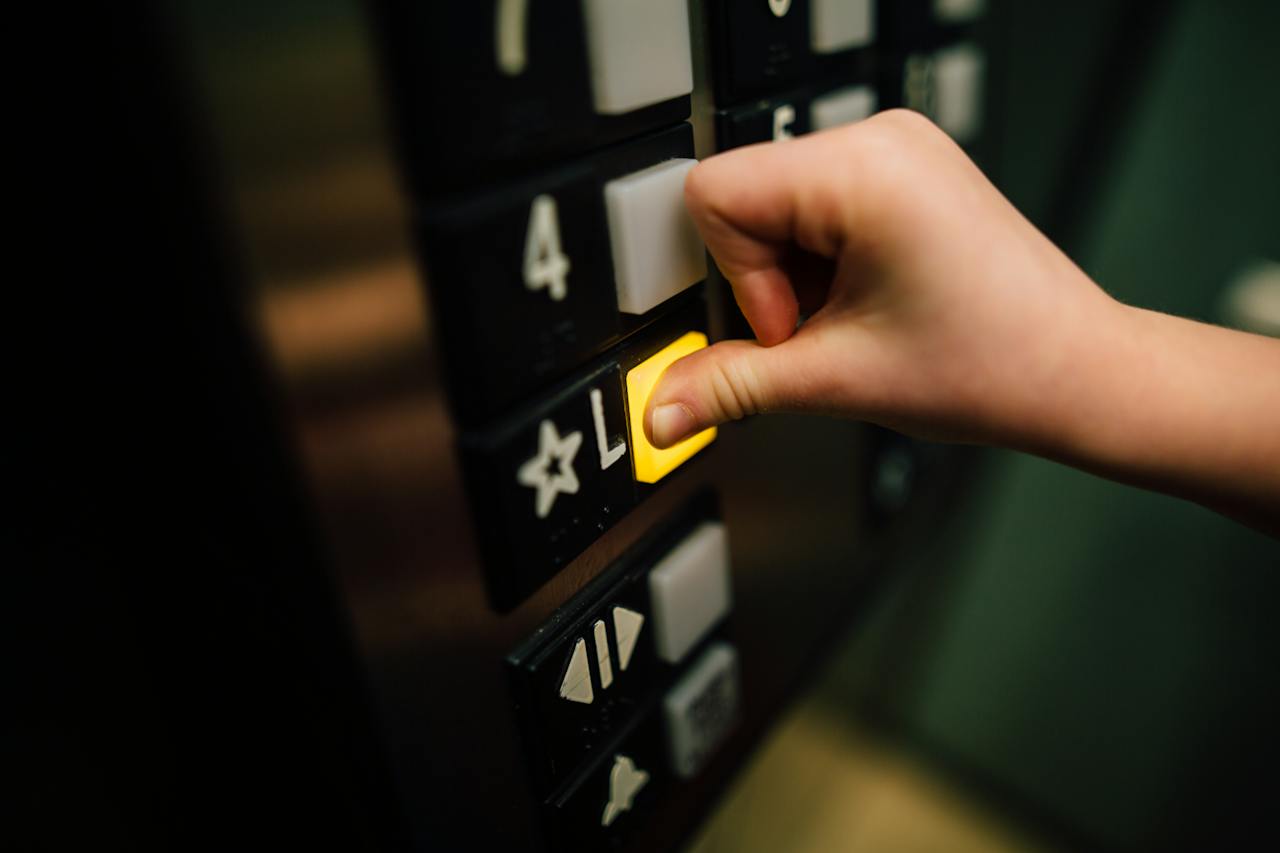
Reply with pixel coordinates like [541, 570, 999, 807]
[626, 331, 717, 484]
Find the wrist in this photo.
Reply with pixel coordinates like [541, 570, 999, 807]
[1013, 289, 1142, 471]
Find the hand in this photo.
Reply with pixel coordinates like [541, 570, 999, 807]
[645, 110, 1280, 533]
[646, 109, 1114, 450]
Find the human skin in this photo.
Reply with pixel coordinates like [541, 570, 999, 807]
[645, 109, 1280, 535]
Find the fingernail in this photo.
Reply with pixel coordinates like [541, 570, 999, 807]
[650, 403, 696, 449]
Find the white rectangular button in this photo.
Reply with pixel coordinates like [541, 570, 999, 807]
[648, 521, 730, 664]
[811, 0, 875, 54]
[582, 0, 694, 115]
[934, 0, 986, 24]
[811, 85, 877, 131]
[605, 158, 707, 316]
[663, 642, 740, 778]
[935, 43, 984, 144]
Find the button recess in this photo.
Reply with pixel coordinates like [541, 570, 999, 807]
[604, 158, 706, 315]
[625, 332, 717, 484]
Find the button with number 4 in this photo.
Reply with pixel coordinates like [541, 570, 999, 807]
[421, 162, 619, 423]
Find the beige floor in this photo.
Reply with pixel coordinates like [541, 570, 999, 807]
[685, 704, 1049, 853]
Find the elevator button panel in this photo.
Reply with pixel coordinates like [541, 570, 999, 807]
[605, 158, 706, 316]
[663, 642, 741, 779]
[378, 2, 993, 848]
[582, 0, 695, 115]
[648, 522, 732, 663]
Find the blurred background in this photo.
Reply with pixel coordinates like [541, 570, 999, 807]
[690, 1, 1279, 850]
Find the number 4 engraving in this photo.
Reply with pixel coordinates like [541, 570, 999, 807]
[523, 194, 571, 302]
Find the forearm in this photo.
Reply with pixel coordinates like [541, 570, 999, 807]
[1031, 300, 1280, 534]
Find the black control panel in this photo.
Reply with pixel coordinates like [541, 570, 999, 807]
[368, 1, 990, 850]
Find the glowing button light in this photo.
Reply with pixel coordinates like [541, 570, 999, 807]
[625, 331, 717, 484]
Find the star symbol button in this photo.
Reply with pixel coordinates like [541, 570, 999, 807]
[516, 419, 584, 519]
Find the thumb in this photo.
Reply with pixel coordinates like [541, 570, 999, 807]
[643, 337, 823, 448]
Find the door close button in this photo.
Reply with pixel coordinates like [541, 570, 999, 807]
[625, 331, 717, 484]
[605, 158, 706, 315]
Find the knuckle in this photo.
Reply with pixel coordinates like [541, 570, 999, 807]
[705, 349, 765, 422]
[876, 107, 938, 136]
[857, 109, 944, 163]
